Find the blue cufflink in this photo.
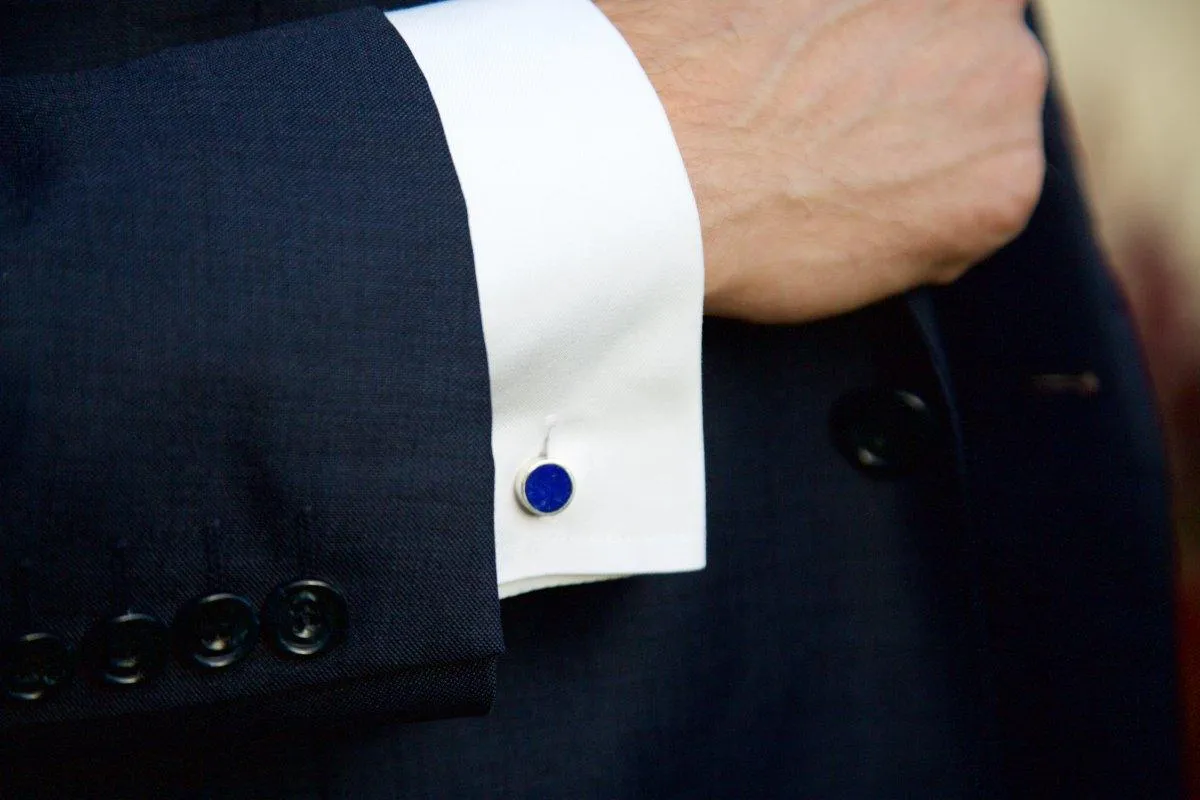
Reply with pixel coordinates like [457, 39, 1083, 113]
[515, 459, 574, 517]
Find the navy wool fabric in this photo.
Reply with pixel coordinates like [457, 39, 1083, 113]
[0, 0, 409, 76]
[15, 302, 998, 797]
[0, 7, 501, 744]
[931, 70, 1181, 797]
[0, 4, 1183, 799]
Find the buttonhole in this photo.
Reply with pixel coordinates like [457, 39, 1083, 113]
[1030, 372, 1101, 397]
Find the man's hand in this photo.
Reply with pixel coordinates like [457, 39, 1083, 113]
[597, 0, 1048, 322]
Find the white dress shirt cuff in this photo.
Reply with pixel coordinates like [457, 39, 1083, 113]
[386, 0, 706, 599]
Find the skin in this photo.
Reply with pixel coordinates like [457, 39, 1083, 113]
[595, 0, 1050, 322]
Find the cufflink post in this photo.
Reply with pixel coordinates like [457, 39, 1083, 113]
[515, 418, 574, 517]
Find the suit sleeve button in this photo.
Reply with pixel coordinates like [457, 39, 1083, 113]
[85, 613, 169, 687]
[173, 593, 258, 670]
[1, 632, 74, 702]
[262, 579, 347, 658]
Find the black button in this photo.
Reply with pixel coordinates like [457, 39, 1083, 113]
[1, 632, 74, 702]
[262, 579, 348, 658]
[173, 593, 258, 670]
[830, 388, 936, 477]
[85, 612, 169, 687]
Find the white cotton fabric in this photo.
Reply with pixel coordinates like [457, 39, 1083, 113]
[386, 0, 706, 598]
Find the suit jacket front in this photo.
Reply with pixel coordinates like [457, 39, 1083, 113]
[0, 2, 1183, 797]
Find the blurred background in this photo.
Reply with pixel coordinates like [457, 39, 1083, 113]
[1038, 0, 1200, 790]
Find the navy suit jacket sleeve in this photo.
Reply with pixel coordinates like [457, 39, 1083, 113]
[0, 8, 504, 744]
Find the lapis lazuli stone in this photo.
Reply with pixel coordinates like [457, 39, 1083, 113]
[521, 462, 573, 515]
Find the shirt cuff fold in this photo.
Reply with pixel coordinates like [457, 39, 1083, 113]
[386, 0, 706, 598]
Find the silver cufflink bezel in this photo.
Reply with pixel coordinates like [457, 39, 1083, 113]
[514, 458, 575, 517]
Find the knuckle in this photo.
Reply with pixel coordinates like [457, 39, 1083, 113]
[1011, 29, 1050, 93]
[1005, 149, 1047, 220]
[977, 148, 1047, 238]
